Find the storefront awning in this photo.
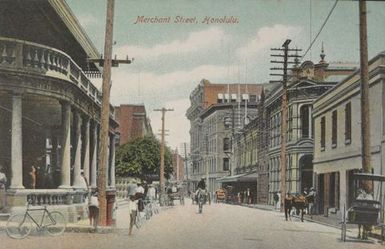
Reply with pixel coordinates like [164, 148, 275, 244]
[216, 174, 247, 183]
[238, 172, 259, 182]
[216, 172, 259, 183]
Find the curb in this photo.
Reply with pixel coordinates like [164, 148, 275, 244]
[65, 225, 118, 234]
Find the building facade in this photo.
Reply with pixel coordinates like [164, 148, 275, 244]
[186, 79, 262, 193]
[265, 53, 356, 205]
[114, 104, 152, 146]
[0, 0, 117, 221]
[313, 51, 385, 216]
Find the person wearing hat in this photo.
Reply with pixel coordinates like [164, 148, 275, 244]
[195, 177, 206, 199]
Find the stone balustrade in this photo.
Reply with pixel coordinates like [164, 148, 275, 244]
[0, 36, 114, 116]
[26, 189, 87, 206]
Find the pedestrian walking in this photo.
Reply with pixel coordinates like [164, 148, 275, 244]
[128, 195, 138, 235]
[88, 191, 99, 228]
[274, 192, 280, 210]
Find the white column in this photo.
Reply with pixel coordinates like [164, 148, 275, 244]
[110, 134, 116, 188]
[90, 122, 98, 188]
[83, 117, 90, 186]
[59, 101, 71, 188]
[10, 94, 24, 189]
[73, 112, 83, 188]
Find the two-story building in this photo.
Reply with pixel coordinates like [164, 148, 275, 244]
[313, 51, 385, 216]
[0, 0, 117, 223]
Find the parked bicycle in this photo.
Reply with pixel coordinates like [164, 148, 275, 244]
[6, 200, 66, 239]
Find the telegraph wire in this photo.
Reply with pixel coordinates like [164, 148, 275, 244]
[302, 0, 339, 60]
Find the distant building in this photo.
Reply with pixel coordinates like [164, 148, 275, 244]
[172, 149, 185, 182]
[313, 51, 385, 216]
[186, 79, 263, 193]
[114, 104, 152, 145]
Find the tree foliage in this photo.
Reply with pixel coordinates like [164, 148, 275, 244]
[115, 135, 173, 179]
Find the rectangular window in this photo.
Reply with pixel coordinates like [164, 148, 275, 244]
[223, 137, 231, 151]
[332, 110, 337, 148]
[345, 102, 351, 144]
[320, 117, 325, 150]
[223, 158, 230, 171]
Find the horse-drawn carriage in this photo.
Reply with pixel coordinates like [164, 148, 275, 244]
[215, 188, 227, 203]
[341, 173, 384, 241]
[166, 187, 185, 206]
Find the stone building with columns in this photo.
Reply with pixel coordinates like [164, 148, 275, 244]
[0, 0, 118, 219]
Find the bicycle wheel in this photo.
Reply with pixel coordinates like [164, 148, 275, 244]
[6, 214, 32, 239]
[46, 211, 66, 236]
[153, 202, 159, 214]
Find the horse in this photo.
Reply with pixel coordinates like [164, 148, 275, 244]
[284, 194, 308, 222]
[196, 189, 206, 214]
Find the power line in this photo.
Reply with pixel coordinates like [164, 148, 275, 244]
[302, 0, 339, 60]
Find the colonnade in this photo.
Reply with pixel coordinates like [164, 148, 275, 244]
[8, 95, 116, 190]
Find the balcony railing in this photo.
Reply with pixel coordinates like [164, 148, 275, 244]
[0, 37, 114, 116]
[26, 189, 87, 206]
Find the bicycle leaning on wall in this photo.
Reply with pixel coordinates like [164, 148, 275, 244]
[6, 200, 67, 239]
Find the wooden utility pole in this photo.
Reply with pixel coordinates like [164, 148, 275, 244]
[97, 0, 115, 226]
[359, 0, 372, 193]
[154, 108, 174, 205]
[270, 39, 301, 211]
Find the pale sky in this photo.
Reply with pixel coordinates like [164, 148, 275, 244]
[66, 0, 385, 151]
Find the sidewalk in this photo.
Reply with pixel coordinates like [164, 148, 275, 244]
[236, 202, 385, 241]
[0, 198, 170, 234]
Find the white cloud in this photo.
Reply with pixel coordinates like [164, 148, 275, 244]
[149, 98, 191, 149]
[116, 27, 227, 59]
[236, 24, 302, 59]
[107, 63, 240, 149]
[109, 63, 238, 104]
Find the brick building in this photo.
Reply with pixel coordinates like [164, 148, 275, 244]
[172, 149, 185, 182]
[114, 104, 152, 146]
[186, 79, 263, 193]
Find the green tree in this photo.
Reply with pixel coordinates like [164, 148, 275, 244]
[115, 135, 173, 180]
